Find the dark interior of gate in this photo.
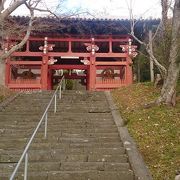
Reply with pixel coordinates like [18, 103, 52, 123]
[5, 17, 160, 91]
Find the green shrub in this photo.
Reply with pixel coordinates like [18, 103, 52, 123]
[66, 80, 73, 90]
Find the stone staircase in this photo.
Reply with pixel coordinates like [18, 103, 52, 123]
[0, 90, 136, 180]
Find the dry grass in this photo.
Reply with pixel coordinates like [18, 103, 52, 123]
[0, 86, 15, 103]
[112, 83, 180, 180]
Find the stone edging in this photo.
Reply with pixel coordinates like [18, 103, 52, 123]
[0, 92, 21, 111]
[105, 91, 153, 180]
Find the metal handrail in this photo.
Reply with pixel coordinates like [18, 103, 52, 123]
[10, 76, 65, 180]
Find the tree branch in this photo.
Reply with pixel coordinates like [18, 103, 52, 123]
[0, 7, 34, 60]
[0, 0, 27, 20]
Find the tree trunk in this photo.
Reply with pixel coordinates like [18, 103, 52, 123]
[137, 58, 141, 82]
[149, 30, 154, 82]
[158, 62, 180, 105]
[0, 60, 5, 86]
[157, 0, 180, 106]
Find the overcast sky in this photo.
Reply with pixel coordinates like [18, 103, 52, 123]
[8, 0, 162, 19]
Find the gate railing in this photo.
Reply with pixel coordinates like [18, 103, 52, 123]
[9, 76, 65, 180]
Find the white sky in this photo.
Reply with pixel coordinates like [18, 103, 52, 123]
[7, 0, 162, 19]
[62, 0, 162, 18]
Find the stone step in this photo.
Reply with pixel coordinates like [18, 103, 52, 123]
[0, 142, 122, 150]
[3, 106, 48, 111]
[1, 170, 135, 180]
[0, 120, 115, 128]
[0, 112, 113, 117]
[0, 149, 127, 163]
[61, 132, 119, 138]
[47, 171, 135, 180]
[0, 128, 118, 137]
[5, 101, 108, 105]
[0, 90, 136, 180]
[50, 109, 111, 113]
[0, 114, 41, 118]
[17, 93, 53, 98]
[0, 162, 61, 173]
[0, 112, 43, 115]
[0, 131, 119, 139]
[0, 161, 130, 174]
[0, 116, 114, 124]
[49, 112, 113, 118]
[1, 147, 126, 159]
[60, 162, 130, 171]
[0, 122, 115, 129]
[0, 153, 127, 165]
[0, 136, 121, 146]
[0, 138, 123, 151]
[0, 137, 125, 149]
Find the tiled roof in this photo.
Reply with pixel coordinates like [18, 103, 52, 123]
[8, 16, 160, 38]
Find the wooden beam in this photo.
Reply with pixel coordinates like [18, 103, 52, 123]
[12, 52, 43, 56]
[54, 74, 86, 79]
[49, 65, 88, 70]
[12, 52, 128, 58]
[8, 84, 41, 89]
[95, 61, 127, 65]
[9, 61, 42, 65]
[96, 65, 124, 70]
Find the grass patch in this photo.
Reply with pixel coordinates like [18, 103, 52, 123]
[112, 82, 180, 180]
[0, 86, 15, 103]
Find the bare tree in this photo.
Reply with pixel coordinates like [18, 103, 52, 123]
[0, 0, 61, 85]
[0, 0, 59, 60]
[128, 0, 180, 106]
[157, 0, 180, 105]
[127, 0, 167, 78]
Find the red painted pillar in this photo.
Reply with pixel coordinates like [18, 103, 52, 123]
[40, 37, 50, 90]
[41, 55, 48, 90]
[86, 65, 90, 90]
[84, 38, 99, 91]
[47, 69, 52, 90]
[126, 57, 133, 85]
[88, 55, 96, 91]
[109, 36, 112, 53]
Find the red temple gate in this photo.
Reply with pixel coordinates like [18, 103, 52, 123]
[4, 35, 137, 91]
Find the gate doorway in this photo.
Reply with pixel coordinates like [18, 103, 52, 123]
[49, 64, 88, 90]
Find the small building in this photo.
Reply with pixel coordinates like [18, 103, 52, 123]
[3, 16, 159, 91]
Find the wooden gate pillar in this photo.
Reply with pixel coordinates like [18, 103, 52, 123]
[126, 57, 133, 85]
[40, 37, 50, 90]
[88, 55, 96, 91]
[41, 55, 49, 90]
[120, 39, 137, 86]
[85, 38, 99, 91]
[47, 69, 52, 90]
